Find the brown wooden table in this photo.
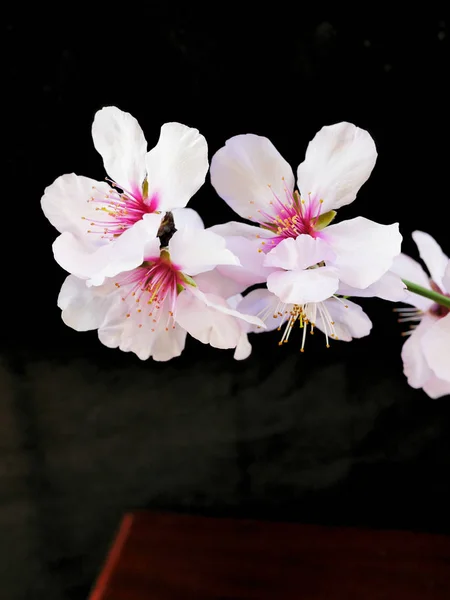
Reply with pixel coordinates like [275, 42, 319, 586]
[89, 511, 450, 599]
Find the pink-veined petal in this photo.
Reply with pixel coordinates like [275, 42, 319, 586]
[168, 228, 239, 276]
[267, 267, 339, 305]
[210, 134, 295, 222]
[151, 325, 187, 362]
[57, 275, 117, 331]
[145, 123, 208, 211]
[337, 272, 408, 302]
[297, 122, 377, 213]
[41, 174, 111, 243]
[421, 314, 450, 383]
[92, 107, 148, 197]
[264, 235, 335, 271]
[325, 217, 402, 288]
[412, 230, 449, 290]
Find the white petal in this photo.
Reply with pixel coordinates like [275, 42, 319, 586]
[151, 326, 187, 362]
[189, 287, 266, 329]
[422, 374, 450, 399]
[57, 275, 117, 331]
[337, 272, 407, 302]
[236, 288, 287, 333]
[168, 228, 239, 276]
[401, 316, 434, 389]
[98, 298, 171, 361]
[267, 267, 339, 304]
[145, 123, 208, 211]
[194, 269, 246, 299]
[210, 221, 274, 240]
[412, 230, 449, 290]
[208, 222, 277, 292]
[325, 217, 402, 288]
[390, 253, 433, 311]
[210, 134, 295, 221]
[233, 333, 252, 360]
[175, 290, 242, 349]
[41, 174, 111, 242]
[422, 314, 450, 382]
[171, 207, 204, 230]
[92, 107, 148, 196]
[53, 213, 162, 285]
[297, 122, 377, 213]
[307, 298, 372, 342]
[443, 261, 450, 294]
[264, 235, 335, 270]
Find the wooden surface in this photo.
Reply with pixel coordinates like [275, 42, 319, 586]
[89, 511, 450, 599]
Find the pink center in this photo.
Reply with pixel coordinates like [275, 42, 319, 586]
[84, 178, 159, 239]
[253, 182, 325, 252]
[115, 254, 184, 331]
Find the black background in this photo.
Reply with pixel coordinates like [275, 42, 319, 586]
[3, 6, 450, 599]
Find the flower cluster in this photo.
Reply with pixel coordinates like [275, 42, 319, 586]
[42, 108, 450, 398]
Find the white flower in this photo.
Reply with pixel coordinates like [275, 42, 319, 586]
[210, 122, 402, 291]
[57, 211, 264, 361]
[41, 106, 209, 286]
[236, 288, 372, 352]
[390, 231, 450, 398]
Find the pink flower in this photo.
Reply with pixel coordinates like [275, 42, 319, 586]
[391, 231, 450, 399]
[57, 211, 263, 361]
[41, 106, 209, 286]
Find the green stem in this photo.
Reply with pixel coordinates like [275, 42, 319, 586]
[402, 279, 450, 309]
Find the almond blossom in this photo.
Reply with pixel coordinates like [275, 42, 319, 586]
[41, 106, 209, 286]
[390, 231, 450, 399]
[57, 210, 263, 361]
[210, 122, 402, 292]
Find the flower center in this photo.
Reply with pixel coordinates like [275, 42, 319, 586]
[115, 252, 184, 331]
[257, 296, 347, 351]
[83, 177, 159, 239]
[251, 179, 332, 253]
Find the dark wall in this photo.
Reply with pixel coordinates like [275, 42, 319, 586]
[3, 7, 449, 599]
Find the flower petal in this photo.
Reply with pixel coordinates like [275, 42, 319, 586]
[337, 272, 407, 302]
[57, 275, 117, 331]
[264, 235, 335, 270]
[267, 267, 339, 304]
[92, 107, 148, 196]
[189, 287, 266, 329]
[233, 333, 252, 360]
[306, 298, 372, 342]
[171, 207, 205, 230]
[236, 288, 286, 333]
[210, 134, 295, 221]
[422, 314, 450, 383]
[325, 217, 402, 288]
[194, 269, 246, 299]
[422, 374, 450, 399]
[390, 253, 433, 311]
[401, 316, 435, 389]
[175, 290, 242, 349]
[168, 228, 239, 276]
[297, 122, 377, 213]
[145, 123, 209, 211]
[151, 326, 187, 362]
[412, 230, 449, 290]
[41, 174, 111, 242]
[53, 213, 162, 285]
[443, 261, 450, 294]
